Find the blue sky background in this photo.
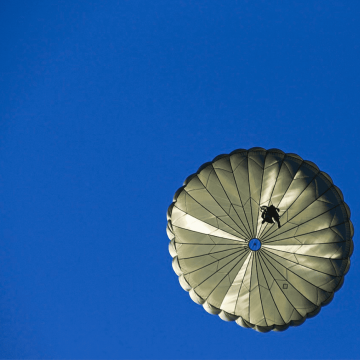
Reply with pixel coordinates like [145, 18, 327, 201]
[0, 1, 359, 358]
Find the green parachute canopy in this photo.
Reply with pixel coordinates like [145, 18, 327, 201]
[167, 148, 353, 332]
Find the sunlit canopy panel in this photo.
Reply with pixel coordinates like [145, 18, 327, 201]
[167, 148, 353, 332]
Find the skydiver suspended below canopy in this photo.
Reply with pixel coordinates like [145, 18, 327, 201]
[261, 205, 281, 228]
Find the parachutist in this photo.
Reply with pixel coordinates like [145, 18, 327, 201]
[261, 205, 281, 228]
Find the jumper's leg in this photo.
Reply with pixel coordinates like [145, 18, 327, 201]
[274, 217, 281, 228]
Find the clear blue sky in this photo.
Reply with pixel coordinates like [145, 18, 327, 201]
[0, 1, 359, 359]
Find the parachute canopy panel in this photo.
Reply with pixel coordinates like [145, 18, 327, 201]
[167, 148, 353, 332]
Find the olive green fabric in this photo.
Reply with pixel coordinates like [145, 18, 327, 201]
[167, 148, 353, 332]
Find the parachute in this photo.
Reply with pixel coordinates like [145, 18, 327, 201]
[167, 148, 353, 332]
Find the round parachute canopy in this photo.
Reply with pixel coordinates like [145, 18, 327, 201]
[167, 148, 354, 332]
